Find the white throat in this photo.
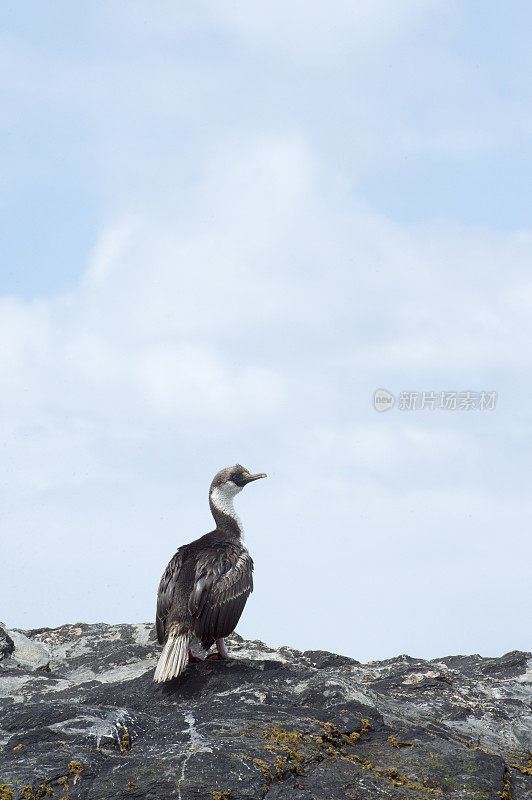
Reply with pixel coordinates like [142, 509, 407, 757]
[210, 483, 244, 535]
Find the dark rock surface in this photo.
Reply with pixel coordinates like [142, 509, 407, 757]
[0, 626, 14, 661]
[0, 622, 531, 799]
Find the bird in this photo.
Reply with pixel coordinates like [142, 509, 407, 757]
[153, 464, 266, 682]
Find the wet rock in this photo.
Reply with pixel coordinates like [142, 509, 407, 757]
[0, 623, 531, 799]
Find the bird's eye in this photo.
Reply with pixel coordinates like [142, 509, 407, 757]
[231, 473, 241, 483]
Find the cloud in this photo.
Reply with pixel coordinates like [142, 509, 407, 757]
[2, 131, 530, 489]
[208, 0, 444, 59]
[101, 0, 443, 60]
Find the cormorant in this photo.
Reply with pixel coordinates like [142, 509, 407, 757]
[154, 464, 266, 682]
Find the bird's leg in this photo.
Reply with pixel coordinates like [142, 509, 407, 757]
[216, 637, 230, 659]
[188, 648, 201, 663]
[206, 638, 230, 660]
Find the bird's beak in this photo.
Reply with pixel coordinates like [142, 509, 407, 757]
[241, 472, 267, 485]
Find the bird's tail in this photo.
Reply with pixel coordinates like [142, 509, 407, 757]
[153, 627, 190, 683]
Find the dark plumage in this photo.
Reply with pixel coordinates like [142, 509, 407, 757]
[154, 464, 266, 682]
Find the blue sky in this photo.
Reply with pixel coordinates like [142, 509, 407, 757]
[4, 0, 532, 298]
[1, 1, 531, 661]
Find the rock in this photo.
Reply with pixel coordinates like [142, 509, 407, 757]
[2, 629, 50, 671]
[0, 626, 15, 660]
[0, 623, 530, 799]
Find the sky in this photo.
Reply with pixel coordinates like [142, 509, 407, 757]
[1, 1, 531, 663]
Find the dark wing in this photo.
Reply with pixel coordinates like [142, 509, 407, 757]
[188, 547, 253, 645]
[156, 549, 185, 644]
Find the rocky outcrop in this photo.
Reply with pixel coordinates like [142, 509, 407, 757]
[0, 621, 531, 799]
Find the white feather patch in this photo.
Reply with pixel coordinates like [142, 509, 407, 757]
[210, 482, 244, 534]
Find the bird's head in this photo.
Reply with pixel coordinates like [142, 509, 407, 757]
[209, 465, 266, 527]
[210, 464, 267, 498]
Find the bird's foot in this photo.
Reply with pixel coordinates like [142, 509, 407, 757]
[188, 649, 202, 663]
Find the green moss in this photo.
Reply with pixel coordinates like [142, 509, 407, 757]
[245, 717, 373, 786]
[0, 783, 55, 800]
[67, 763, 83, 786]
[252, 758, 275, 781]
[497, 767, 514, 800]
[261, 727, 307, 775]
[116, 724, 131, 753]
[388, 735, 414, 749]
[382, 767, 443, 794]
[245, 717, 467, 797]
[36, 787, 54, 799]
[510, 754, 532, 776]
